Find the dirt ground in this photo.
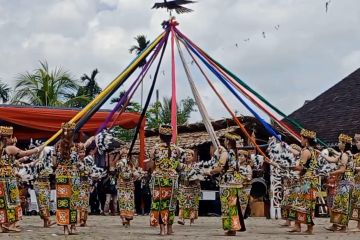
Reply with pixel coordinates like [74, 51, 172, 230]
[1, 215, 360, 240]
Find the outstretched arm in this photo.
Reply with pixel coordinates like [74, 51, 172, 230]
[6, 145, 45, 158]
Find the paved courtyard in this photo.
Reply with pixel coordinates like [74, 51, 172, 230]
[1, 215, 360, 239]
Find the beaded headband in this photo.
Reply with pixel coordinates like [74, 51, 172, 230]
[61, 122, 76, 130]
[338, 133, 352, 144]
[159, 124, 172, 136]
[224, 133, 241, 141]
[290, 144, 302, 152]
[300, 129, 316, 139]
[0, 126, 13, 136]
[238, 150, 249, 156]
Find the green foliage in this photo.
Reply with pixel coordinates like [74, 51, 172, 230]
[0, 80, 10, 103]
[110, 90, 142, 113]
[129, 35, 150, 68]
[11, 61, 88, 107]
[146, 96, 197, 129]
[68, 69, 102, 108]
[113, 126, 137, 142]
[80, 69, 102, 100]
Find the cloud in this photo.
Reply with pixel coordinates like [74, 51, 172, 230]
[0, 0, 360, 124]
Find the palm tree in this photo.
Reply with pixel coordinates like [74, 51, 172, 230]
[110, 90, 141, 113]
[129, 35, 150, 68]
[146, 97, 197, 129]
[80, 69, 102, 99]
[11, 61, 88, 107]
[129, 35, 150, 110]
[0, 80, 10, 103]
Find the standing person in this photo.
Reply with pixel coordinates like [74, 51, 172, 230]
[76, 143, 91, 227]
[103, 171, 118, 216]
[350, 133, 360, 231]
[149, 125, 182, 235]
[54, 122, 80, 235]
[324, 133, 354, 232]
[0, 126, 44, 232]
[237, 149, 253, 220]
[143, 173, 152, 215]
[177, 149, 201, 226]
[76, 142, 106, 227]
[287, 129, 318, 235]
[115, 147, 144, 227]
[33, 154, 56, 228]
[208, 133, 249, 236]
[279, 144, 301, 228]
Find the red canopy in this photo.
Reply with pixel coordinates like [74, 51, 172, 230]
[0, 105, 146, 167]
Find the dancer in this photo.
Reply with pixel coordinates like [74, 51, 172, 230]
[280, 144, 301, 228]
[0, 126, 44, 232]
[115, 147, 144, 227]
[76, 142, 106, 227]
[54, 122, 80, 235]
[350, 133, 360, 231]
[33, 151, 56, 228]
[208, 133, 248, 236]
[287, 129, 318, 235]
[149, 124, 182, 235]
[177, 149, 201, 225]
[324, 133, 353, 232]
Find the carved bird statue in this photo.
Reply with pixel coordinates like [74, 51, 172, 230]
[152, 0, 196, 14]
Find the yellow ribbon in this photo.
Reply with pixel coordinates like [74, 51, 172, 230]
[45, 31, 166, 146]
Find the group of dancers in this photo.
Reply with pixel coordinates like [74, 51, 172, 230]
[1, 122, 360, 236]
[279, 130, 360, 234]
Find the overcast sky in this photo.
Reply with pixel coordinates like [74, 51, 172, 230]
[0, 0, 359, 123]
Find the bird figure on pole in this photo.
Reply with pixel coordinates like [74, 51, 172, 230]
[152, 0, 196, 15]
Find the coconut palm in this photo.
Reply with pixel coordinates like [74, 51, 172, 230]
[129, 35, 150, 109]
[146, 96, 197, 129]
[11, 61, 88, 107]
[110, 90, 141, 112]
[129, 35, 150, 68]
[80, 69, 102, 100]
[0, 80, 10, 103]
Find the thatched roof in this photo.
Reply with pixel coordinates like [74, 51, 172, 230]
[286, 68, 360, 144]
[132, 115, 270, 155]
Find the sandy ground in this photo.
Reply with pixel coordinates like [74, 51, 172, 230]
[1, 215, 360, 240]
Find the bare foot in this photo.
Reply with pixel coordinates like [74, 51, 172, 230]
[349, 228, 360, 232]
[177, 220, 185, 225]
[324, 225, 339, 232]
[288, 228, 301, 233]
[280, 223, 291, 227]
[225, 230, 236, 236]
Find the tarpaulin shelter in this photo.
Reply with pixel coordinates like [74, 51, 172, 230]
[0, 105, 146, 164]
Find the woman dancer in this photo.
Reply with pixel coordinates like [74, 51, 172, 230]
[177, 149, 201, 226]
[54, 122, 80, 235]
[149, 125, 182, 235]
[0, 126, 44, 232]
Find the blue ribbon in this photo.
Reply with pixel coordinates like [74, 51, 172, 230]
[183, 39, 281, 141]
